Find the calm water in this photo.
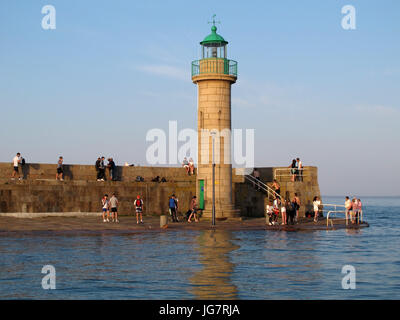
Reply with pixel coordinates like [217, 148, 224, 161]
[0, 196, 399, 299]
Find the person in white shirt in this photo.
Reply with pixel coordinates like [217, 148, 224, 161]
[297, 158, 303, 182]
[345, 196, 352, 224]
[188, 158, 195, 175]
[281, 199, 287, 225]
[101, 194, 110, 222]
[11, 153, 21, 180]
[313, 196, 321, 222]
[182, 157, 189, 175]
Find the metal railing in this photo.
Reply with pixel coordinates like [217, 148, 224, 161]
[274, 167, 308, 180]
[191, 58, 238, 77]
[244, 175, 281, 200]
[326, 209, 364, 227]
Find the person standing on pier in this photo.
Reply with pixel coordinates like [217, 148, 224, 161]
[286, 200, 296, 225]
[109, 193, 119, 223]
[95, 157, 101, 180]
[97, 157, 106, 181]
[56, 156, 64, 181]
[188, 196, 199, 223]
[357, 199, 363, 224]
[169, 194, 178, 222]
[107, 158, 116, 181]
[296, 158, 303, 182]
[281, 199, 287, 225]
[272, 179, 280, 197]
[289, 159, 297, 182]
[293, 193, 301, 223]
[11, 153, 22, 180]
[102, 194, 110, 222]
[313, 196, 321, 222]
[345, 196, 352, 224]
[134, 195, 144, 224]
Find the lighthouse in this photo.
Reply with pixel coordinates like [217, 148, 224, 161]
[192, 17, 239, 219]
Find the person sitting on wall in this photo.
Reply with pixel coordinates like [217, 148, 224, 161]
[266, 201, 275, 226]
[189, 158, 195, 175]
[182, 157, 190, 175]
[272, 197, 280, 225]
[151, 176, 160, 182]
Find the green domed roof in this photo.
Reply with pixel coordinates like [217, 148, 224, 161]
[200, 25, 228, 46]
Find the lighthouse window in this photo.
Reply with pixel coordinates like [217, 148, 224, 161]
[203, 45, 226, 59]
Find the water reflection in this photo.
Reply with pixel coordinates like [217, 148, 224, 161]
[189, 230, 239, 299]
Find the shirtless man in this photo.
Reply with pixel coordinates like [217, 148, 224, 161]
[345, 196, 352, 224]
[272, 179, 280, 197]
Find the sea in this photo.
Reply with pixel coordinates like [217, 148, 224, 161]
[0, 196, 399, 299]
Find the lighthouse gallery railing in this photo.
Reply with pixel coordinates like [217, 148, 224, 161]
[191, 58, 237, 77]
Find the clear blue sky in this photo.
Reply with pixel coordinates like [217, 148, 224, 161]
[1, 0, 399, 196]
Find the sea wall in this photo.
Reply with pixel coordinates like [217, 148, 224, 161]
[0, 163, 320, 217]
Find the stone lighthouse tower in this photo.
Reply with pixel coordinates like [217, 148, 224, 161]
[191, 18, 239, 219]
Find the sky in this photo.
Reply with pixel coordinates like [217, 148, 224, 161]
[0, 0, 399, 196]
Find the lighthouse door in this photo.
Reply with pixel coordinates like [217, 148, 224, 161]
[199, 180, 205, 210]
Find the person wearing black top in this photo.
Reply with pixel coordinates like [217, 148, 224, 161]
[97, 157, 106, 181]
[95, 157, 101, 180]
[107, 158, 116, 181]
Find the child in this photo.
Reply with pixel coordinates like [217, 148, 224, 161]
[266, 201, 274, 226]
[101, 194, 110, 222]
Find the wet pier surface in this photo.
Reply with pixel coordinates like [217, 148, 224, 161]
[0, 215, 369, 235]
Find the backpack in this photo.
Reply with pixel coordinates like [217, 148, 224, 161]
[135, 199, 142, 207]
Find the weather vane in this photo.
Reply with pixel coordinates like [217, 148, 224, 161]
[208, 14, 220, 27]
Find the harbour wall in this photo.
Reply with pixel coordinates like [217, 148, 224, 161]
[0, 163, 320, 217]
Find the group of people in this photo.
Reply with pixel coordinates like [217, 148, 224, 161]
[345, 197, 363, 224]
[168, 194, 199, 223]
[101, 193, 120, 223]
[95, 157, 116, 181]
[266, 193, 301, 225]
[289, 158, 303, 182]
[100, 194, 199, 224]
[182, 157, 195, 175]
